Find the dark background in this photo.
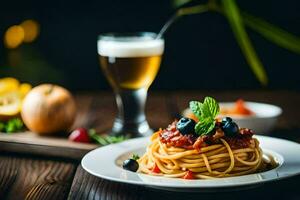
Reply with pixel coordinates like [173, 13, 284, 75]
[0, 0, 300, 91]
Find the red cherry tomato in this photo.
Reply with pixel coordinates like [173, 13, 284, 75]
[151, 164, 161, 173]
[183, 171, 194, 179]
[69, 128, 91, 143]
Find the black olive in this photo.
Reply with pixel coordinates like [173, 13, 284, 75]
[122, 159, 139, 172]
[222, 117, 233, 125]
[176, 117, 196, 135]
[222, 121, 239, 137]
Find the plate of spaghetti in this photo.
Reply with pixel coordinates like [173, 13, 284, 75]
[82, 97, 300, 191]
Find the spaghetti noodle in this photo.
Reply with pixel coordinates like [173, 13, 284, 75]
[138, 127, 267, 179]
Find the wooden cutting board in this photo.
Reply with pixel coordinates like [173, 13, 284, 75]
[0, 131, 98, 160]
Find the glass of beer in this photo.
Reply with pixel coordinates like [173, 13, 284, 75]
[97, 32, 164, 137]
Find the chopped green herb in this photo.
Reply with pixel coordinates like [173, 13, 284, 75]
[194, 117, 216, 135]
[88, 129, 129, 146]
[189, 97, 220, 136]
[132, 154, 140, 161]
[5, 118, 23, 133]
[0, 122, 5, 132]
[0, 118, 24, 133]
[189, 101, 202, 120]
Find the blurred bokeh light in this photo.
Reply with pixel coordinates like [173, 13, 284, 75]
[4, 25, 25, 49]
[4, 19, 39, 49]
[20, 20, 39, 43]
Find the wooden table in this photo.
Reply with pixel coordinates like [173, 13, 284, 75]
[1, 90, 300, 200]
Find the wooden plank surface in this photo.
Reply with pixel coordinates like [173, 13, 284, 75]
[0, 132, 98, 160]
[0, 153, 76, 200]
[68, 165, 142, 200]
[68, 165, 300, 200]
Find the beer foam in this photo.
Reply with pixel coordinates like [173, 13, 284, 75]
[98, 38, 164, 58]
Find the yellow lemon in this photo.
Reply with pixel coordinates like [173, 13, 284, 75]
[0, 78, 32, 120]
[0, 92, 22, 121]
[0, 77, 20, 95]
[19, 83, 32, 98]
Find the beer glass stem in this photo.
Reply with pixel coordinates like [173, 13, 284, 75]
[112, 88, 152, 137]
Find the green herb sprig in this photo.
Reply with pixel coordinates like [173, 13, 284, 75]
[88, 129, 129, 146]
[0, 118, 24, 133]
[189, 97, 219, 136]
[132, 154, 140, 161]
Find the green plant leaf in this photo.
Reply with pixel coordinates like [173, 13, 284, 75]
[190, 97, 219, 120]
[189, 101, 203, 119]
[222, 0, 268, 85]
[242, 12, 300, 55]
[177, 4, 209, 16]
[195, 118, 215, 135]
[0, 118, 24, 133]
[0, 122, 5, 132]
[132, 154, 140, 160]
[203, 96, 219, 118]
[88, 129, 128, 146]
[190, 97, 219, 135]
[172, 0, 193, 8]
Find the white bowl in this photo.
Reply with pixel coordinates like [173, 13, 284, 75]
[183, 102, 282, 134]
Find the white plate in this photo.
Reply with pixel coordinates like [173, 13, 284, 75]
[183, 102, 282, 134]
[82, 136, 300, 191]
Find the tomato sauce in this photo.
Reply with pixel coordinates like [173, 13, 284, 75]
[159, 121, 254, 150]
[151, 164, 161, 173]
[159, 122, 197, 149]
[183, 171, 194, 179]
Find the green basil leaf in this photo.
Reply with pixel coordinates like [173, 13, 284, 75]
[189, 101, 203, 119]
[203, 97, 220, 118]
[190, 97, 219, 135]
[195, 118, 215, 135]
